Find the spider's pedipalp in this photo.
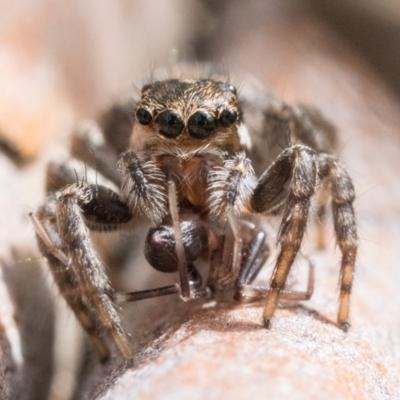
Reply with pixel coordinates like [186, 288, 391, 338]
[118, 151, 168, 226]
[207, 151, 255, 233]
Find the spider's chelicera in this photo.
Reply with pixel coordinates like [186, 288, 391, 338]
[30, 65, 357, 361]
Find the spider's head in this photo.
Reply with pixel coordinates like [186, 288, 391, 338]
[132, 79, 240, 152]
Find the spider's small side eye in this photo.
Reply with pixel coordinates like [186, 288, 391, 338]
[141, 83, 151, 92]
[156, 110, 184, 138]
[219, 109, 237, 127]
[188, 111, 216, 139]
[136, 108, 152, 125]
[219, 83, 237, 95]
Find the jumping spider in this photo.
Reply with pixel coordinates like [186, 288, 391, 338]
[31, 64, 357, 361]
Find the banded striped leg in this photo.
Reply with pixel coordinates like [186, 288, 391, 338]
[250, 145, 318, 328]
[31, 182, 134, 360]
[253, 101, 356, 328]
[318, 153, 357, 330]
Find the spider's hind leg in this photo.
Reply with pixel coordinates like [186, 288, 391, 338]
[250, 144, 318, 328]
[272, 102, 357, 329]
[318, 153, 357, 331]
[255, 100, 357, 329]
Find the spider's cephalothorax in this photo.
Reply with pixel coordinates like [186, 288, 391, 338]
[31, 65, 357, 361]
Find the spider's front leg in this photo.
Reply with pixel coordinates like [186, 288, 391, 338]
[31, 182, 134, 361]
[117, 151, 169, 227]
[250, 144, 318, 328]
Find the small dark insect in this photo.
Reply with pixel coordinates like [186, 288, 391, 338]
[30, 63, 357, 361]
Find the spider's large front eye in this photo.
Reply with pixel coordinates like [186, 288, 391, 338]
[188, 111, 216, 139]
[219, 108, 237, 127]
[136, 107, 152, 125]
[156, 110, 184, 138]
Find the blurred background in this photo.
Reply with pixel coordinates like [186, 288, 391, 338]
[2, 0, 400, 161]
[1, 1, 400, 399]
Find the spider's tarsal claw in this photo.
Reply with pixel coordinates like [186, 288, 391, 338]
[263, 318, 273, 329]
[339, 321, 351, 332]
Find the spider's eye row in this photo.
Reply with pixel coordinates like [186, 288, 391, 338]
[156, 110, 184, 138]
[136, 107, 152, 125]
[188, 111, 216, 140]
[219, 108, 237, 127]
[152, 108, 236, 140]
